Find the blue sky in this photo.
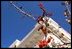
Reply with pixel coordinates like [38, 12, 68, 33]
[1, 1, 71, 48]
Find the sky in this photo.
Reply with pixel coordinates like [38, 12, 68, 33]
[1, 1, 71, 48]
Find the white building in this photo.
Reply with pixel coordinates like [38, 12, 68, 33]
[9, 17, 71, 48]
